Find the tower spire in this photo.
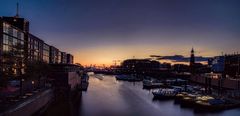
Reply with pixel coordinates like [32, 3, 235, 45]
[15, 2, 19, 18]
[190, 47, 195, 74]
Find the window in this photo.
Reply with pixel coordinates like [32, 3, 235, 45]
[3, 23, 9, 33]
[13, 29, 18, 38]
[3, 35, 8, 44]
[20, 40, 24, 45]
[3, 45, 10, 52]
[8, 27, 13, 35]
[17, 32, 24, 40]
[13, 38, 18, 46]
[9, 36, 13, 46]
[3, 34, 13, 46]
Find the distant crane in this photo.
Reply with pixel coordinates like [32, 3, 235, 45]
[113, 60, 121, 67]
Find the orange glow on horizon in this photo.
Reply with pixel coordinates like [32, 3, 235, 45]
[72, 44, 217, 66]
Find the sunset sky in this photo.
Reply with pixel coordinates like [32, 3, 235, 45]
[1, 0, 240, 66]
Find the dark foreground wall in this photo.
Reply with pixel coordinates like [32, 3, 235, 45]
[0, 89, 53, 116]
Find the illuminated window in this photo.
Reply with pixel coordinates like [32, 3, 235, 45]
[3, 35, 8, 44]
[13, 38, 18, 46]
[17, 31, 24, 40]
[13, 29, 18, 37]
[3, 45, 9, 52]
[3, 23, 9, 33]
[8, 27, 13, 35]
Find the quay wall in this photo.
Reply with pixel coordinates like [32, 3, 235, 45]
[0, 89, 53, 116]
[190, 75, 240, 90]
[68, 72, 81, 90]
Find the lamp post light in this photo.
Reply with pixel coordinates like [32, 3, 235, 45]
[32, 80, 35, 91]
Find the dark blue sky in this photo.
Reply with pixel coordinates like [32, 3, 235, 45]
[1, 0, 240, 65]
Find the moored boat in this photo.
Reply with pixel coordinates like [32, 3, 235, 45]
[116, 74, 142, 81]
[143, 79, 164, 88]
[81, 73, 89, 91]
[179, 93, 200, 108]
[152, 89, 178, 99]
[174, 92, 188, 104]
[115, 75, 129, 81]
[194, 96, 229, 112]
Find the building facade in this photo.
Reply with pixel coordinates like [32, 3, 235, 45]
[224, 54, 240, 78]
[43, 43, 50, 63]
[120, 59, 160, 75]
[0, 17, 25, 76]
[1, 15, 74, 78]
[211, 56, 225, 73]
[27, 34, 44, 62]
[67, 54, 74, 64]
[61, 52, 67, 64]
[49, 46, 59, 64]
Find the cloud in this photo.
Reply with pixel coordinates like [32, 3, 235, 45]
[150, 55, 211, 63]
[150, 55, 162, 58]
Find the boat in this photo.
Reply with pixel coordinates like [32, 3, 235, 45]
[143, 79, 164, 88]
[152, 88, 178, 99]
[174, 92, 188, 104]
[115, 75, 130, 81]
[194, 96, 227, 111]
[179, 93, 200, 108]
[81, 73, 89, 91]
[165, 79, 187, 86]
[115, 74, 142, 81]
[127, 75, 142, 82]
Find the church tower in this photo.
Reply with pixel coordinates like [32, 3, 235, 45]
[190, 48, 195, 74]
[190, 48, 195, 66]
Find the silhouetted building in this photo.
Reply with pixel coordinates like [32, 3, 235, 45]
[160, 63, 172, 70]
[190, 48, 195, 74]
[121, 59, 160, 75]
[208, 58, 214, 66]
[211, 56, 225, 73]
[173, 64, 190, 73]
[224, 54, 240, 78]
[189, 48, 211, 74]
[61, 52, 67, 64]
[67, 54, 74, 64]
[195, 63, 211, 74]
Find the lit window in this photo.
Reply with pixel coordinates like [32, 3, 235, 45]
[3, 23, 9, 33]
[3, 45, 9, 52]
[13, 29, 18, 38]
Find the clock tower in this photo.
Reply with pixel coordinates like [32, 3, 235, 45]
[190, 48, 195, 74]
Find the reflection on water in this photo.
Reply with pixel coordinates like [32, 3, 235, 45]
[79, 74, 240, 116]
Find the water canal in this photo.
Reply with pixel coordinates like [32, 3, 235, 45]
[79, 74, 240, 116]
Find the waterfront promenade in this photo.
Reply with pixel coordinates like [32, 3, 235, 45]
[0, 89, 53, 116]
[79, 74, 240, 116]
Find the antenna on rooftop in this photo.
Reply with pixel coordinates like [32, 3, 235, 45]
[15, 2, 19, 18]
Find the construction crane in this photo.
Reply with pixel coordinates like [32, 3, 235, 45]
[113, 60, 121, 67]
